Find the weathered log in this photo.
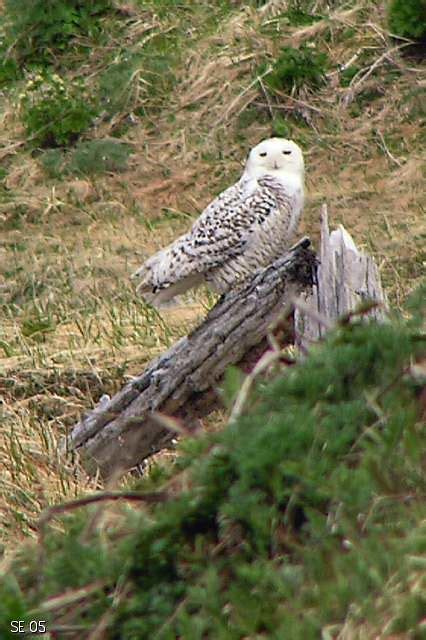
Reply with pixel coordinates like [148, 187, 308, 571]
[294, 205, 387, 346]
[68, 207, 388, 479]
[67, 238, 317, 478]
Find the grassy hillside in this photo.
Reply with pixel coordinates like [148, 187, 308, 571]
[0, 0, 424, 618]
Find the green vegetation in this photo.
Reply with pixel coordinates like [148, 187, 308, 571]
[19, 72, 98, 147]
[2, 0, 115, 65]
[388, 0, 426, 40]
[262, 44, 329, 94]
[68, 139, 132, 174]
[283, 8, 323, 27]
[98, 41, 180, 121]
[0, 58, 21, 87]
[41, 140, 132, 177]
[1, 291, 425, 638]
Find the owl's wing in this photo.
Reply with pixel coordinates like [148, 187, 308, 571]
[182, 176, 283, 269]
[134, 176, 286, 302]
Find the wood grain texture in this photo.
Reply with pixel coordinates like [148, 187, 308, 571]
[294, 205, 387, 346]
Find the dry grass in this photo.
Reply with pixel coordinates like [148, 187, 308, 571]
[0, 0, 424, 558]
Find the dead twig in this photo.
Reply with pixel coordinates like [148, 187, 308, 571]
[35, 580, 109, 614]
[257, 76, 274, 119]
[342, 43, 413, 106]
[38, 490, 168, 531]
[229, 349, 282, 423]
[374, 130, 403, 167]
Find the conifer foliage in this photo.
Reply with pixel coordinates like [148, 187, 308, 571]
[1, 288, 425, 639]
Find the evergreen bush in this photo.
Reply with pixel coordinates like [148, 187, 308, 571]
[0, 287, 424, 638]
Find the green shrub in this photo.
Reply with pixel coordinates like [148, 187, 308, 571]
[19, 72, 98, 147]
[3, 0, 114, 64]
[388, 0, 426, 40]
[0, 288, 424, 637]
[98, 58, 138, 117]
[339, 63, 361, 87]
[0, 57, 21, 87]
[99, 41, 179, 119]
[262, 44, 328, 93]
[40, 140, 131, 177]
[271, 115, 292, 137]
[284, 8, 322, 26]
[40, 149, 67, 178]
[67, 139, 132, 175]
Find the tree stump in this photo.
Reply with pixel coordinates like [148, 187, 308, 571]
[294, 205, 387, 346]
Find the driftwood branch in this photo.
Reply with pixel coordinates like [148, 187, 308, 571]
[68, 238, 317, 478]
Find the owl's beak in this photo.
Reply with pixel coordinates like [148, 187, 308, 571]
[273, 161, 279, 169]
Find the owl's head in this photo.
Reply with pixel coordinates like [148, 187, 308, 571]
[244, 138, 304, 180]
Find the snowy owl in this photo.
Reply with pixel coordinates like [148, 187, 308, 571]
[133, 138, 305, 306]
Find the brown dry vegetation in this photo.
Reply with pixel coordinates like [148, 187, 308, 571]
[0, 0, 424, 549]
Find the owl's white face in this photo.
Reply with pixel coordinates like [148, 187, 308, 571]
[244, 138, 304, 180]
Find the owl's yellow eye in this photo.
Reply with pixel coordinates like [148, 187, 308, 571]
[259, 152, 267, 157]
[282, 150, 292, 155]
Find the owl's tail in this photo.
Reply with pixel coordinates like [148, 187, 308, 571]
[132, 240, 204, 308]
